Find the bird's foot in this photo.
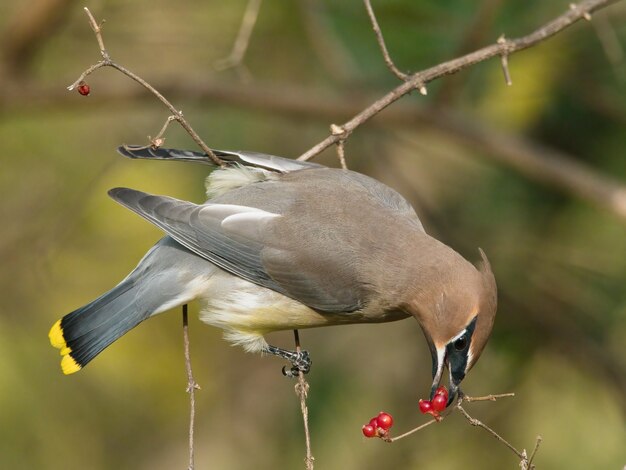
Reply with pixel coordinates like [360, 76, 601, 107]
[281, 349, 311, 378]
[265, 345, 311, 378]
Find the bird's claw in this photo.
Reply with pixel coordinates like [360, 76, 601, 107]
[265, 345, 311, 378]
[281, 350, 311, 377]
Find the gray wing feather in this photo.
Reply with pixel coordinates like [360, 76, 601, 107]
[108, 187, 291, 298]
[117, 146, 321, 173]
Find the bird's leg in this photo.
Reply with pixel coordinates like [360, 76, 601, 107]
[264, 344, 311, 377]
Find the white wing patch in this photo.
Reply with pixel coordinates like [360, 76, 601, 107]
[197, 203, 281, 241]
[221, 211, 281, 240]
[199, 203, 279, 220]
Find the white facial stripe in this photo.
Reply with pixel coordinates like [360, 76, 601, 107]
[432, 345, 446, 387]
[450, 328, 467, 344]
[437, 346, 446, 369]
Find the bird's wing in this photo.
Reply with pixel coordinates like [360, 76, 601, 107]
[117, 146, 322, 173]
[108, 187, 361, 313]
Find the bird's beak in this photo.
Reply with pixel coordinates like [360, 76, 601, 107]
[429, 345, 464, 406]
[429, 346, 446, 400]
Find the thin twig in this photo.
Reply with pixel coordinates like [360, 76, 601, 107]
[182, 304, 200, 470]
[363, 0, 408, 81]
[69, 7, 224, 167]
[386, 418, 438, 442]
[329, 124, 348, 169]
[83, 8, 108, 60]
[497, 35, 513, 86]
[458, 393, 540, 468]
[570, 2, 593, 21]
[457, 405, 527, 461]
[336, 141, 347, 169]
[215, 0, 262, 71]
[298, 0, 618, 161]
[293, 330, 314, 470]
[149, 115, 178, 148]
[463, 392, 515, 402]
[527, 436, 543, 468]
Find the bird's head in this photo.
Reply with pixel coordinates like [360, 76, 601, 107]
[404, 248, 497, 406]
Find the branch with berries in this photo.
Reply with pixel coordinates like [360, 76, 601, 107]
[361, 387, 541, 469]
[68, 8, 224, 168]
[68, 8, 318, 469]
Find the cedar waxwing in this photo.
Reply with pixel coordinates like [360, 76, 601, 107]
[49, 146, 497, 404]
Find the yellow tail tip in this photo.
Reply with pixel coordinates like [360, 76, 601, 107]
[50, 320, 81, 374]
[49, 320, 67, 349]
[61, 354, 81, 375]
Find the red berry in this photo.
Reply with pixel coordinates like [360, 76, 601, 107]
[434, 386, 449, 403]
[431, 393, 447, 412]
[362, 424, 376, 438]
[369, 417, 379, 428]
[376, 412, 393, 430]
[418, 399, 433, 414]
[77, 83, 90, 96]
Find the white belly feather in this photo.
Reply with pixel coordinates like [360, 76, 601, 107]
[198, 272, 338, 352]
[162, 264, 408, 354]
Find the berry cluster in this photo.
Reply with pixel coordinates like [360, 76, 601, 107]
[361, 411, 394, 439]
[418, 386, 449, 419]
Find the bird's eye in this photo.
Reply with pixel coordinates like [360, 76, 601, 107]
[453, 335, 467, 351]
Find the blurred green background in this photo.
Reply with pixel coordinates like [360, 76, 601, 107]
[1, 0, 625, 468]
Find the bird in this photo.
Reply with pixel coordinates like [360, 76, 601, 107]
[49, 145, 497, 404]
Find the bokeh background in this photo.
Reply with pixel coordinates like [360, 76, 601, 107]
[1, 0, 625, 468]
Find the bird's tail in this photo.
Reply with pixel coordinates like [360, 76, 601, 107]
[49, 277, 150, 375]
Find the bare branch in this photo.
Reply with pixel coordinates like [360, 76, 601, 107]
[570, 2, 593, 20]
[527, 436, 543, 468]
[363, 0, 408, 81]
[298, 0, 618, 161]
[336, 141, 347, 169]
[150, 115, 179, 148]
[215, 0, 263, 72]
[69, 8, 225, 167]
[457, 405, 527, 462]
[463, 392, 515, 402]
[497, 35, 513, 86]
[83, 7, 108, 60]
[182, 304, 200, 470]
[386, 418, 438, 442]
[329, 124, 348, 169]
[293, 330, 314, 470]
